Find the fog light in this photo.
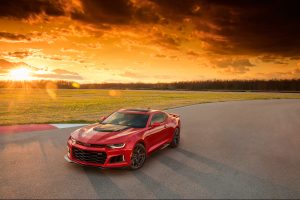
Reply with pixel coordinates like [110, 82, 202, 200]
[109, 155, 125, 163]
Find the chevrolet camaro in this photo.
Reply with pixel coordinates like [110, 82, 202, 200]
[64, 108, 181, 169]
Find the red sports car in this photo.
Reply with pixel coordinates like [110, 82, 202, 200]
[64, 108, 181, 169]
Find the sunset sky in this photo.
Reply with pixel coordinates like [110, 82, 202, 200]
[0, 0, 300, 83]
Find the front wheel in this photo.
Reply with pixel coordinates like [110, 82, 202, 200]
[170, 128, 180, 148]
[130, 143, 146, 170]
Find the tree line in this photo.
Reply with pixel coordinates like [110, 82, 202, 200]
[0, 79, 300, 92]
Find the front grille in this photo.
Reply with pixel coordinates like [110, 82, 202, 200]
[76, 141, 106, 148]
[72, 147, 107, 164]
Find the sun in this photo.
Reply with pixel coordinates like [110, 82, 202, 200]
[9, 68, 32, 80]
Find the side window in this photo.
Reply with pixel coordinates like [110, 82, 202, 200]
[151, 113, 167, 124]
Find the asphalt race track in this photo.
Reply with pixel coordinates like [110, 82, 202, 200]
[1, 99, 300, 199]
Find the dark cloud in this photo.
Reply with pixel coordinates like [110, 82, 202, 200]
[0, 0, 65, 19]
[0, 32, 31, 42]
[1, 0, 300, 58]
[76, 0, 300, 57]
[259, 55, 289, 65]
[0, 50, 35, 59]
[71, 0, 162, 25]
[0, 0, 160, 24]
[213, 58, 255, 74]
[186, 50, 199, 57]
[71, 0, 134, 24]
[195, 1, 300, 57]
[133, 1, 161, 23]
[7, 51, 32, 59]
[151, 0, 201, 19]
[153, 32, 181, 50]
[151, 0, 300, 57]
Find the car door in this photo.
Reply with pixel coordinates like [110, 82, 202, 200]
[156, 112, 171, 142]
[146, 112, 168, 151]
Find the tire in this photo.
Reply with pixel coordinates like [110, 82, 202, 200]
[170, 128, 180, 148]
[130, 143, 146, 170]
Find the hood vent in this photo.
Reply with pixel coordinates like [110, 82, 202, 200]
[93, 124, 129, 132]
[76, 141, 106, 148]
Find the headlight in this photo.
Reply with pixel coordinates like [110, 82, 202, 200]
[69, 137, 76, 144]
[107, 143, 125, 149]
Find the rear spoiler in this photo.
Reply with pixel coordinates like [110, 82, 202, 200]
[169, 113, 180, 118]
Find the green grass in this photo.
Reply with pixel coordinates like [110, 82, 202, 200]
[1, 88, 300, 125]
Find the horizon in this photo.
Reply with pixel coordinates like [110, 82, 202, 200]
[1, 78, 300, 84]
[1, 79, 300, 92]
[1, 1, 300, 83]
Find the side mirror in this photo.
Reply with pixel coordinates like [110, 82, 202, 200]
[98, 116, 107, 123]
[151, 122, 160, 127]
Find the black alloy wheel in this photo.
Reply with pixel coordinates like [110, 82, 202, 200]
[130, 143, 146, 170]
[170, 128, 180, 148]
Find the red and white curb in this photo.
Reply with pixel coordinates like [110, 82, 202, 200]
[50, 124, 88, 129]
[0, 124, 88, 134]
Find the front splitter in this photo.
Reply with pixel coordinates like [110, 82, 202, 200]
[64, 154, 107, 169]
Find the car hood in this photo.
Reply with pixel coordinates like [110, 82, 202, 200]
[71, 123, 141, 144]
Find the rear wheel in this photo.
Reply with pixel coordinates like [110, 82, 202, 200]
[130, 143, 146, 170]
[170, 128, 180, 148]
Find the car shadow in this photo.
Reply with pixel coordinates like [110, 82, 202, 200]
[77, 146, 181, 198]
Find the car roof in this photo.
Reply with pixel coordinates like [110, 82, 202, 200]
[118, 108, 161, 114]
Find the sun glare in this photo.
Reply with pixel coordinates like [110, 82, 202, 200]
[9, 68, 32, 80]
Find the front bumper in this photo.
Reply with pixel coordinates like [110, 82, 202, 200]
[65, 141, 131, 168]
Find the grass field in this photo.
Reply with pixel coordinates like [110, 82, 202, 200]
[1, 88, 300, 125]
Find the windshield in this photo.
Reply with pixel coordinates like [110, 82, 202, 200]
[102, 112, 149, 128]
